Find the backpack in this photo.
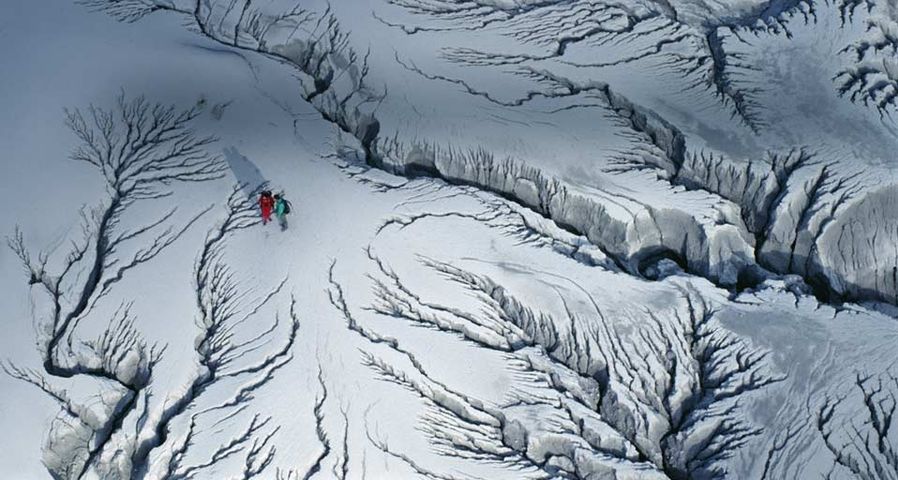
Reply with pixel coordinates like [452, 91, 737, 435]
[282, 199, 292, 215]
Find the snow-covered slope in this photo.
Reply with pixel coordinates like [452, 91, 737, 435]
[1, 0, 897, 479]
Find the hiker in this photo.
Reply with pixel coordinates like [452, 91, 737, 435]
[259, 190, 274, 225]
[274, 193, 291, 231]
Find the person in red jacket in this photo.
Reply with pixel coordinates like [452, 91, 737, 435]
[259, 190, 274, 225]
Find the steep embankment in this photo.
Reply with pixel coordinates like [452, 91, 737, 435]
[369, 80, 897, 306]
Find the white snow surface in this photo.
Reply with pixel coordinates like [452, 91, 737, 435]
[1, 0, 898, 479]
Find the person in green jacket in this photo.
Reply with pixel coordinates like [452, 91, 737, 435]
[273, 193, 291, 231]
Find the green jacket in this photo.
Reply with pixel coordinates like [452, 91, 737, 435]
[275, 198, 287, 216]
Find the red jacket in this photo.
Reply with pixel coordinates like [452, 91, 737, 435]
[259, 195, 273, 213]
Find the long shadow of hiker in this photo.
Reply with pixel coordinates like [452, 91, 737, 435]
[223, 146, 268, 198]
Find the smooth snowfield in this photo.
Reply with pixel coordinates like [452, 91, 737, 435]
[1, 0, 898, 479]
